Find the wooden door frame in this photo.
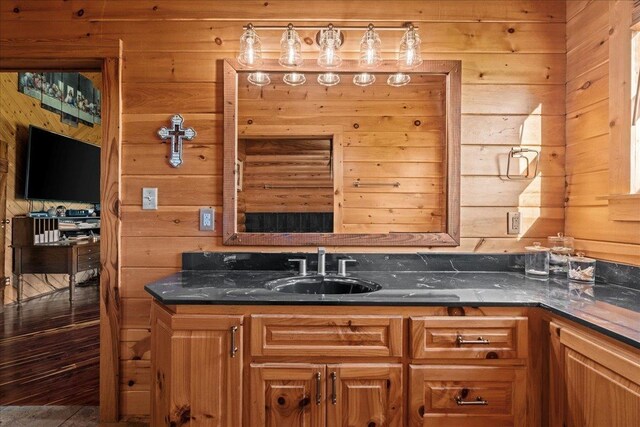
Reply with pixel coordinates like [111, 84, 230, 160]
[0, 38, 122, 422]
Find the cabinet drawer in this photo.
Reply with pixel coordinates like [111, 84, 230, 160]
[78, 253, 99, 265]
[410, 316, 528, 360]
[409, 365, 526, 427]
[77, 244, 99, 256]
[250, 314, 403, 357]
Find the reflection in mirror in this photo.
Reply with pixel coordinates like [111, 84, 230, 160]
[237, 137, 334, 233]
[237, 72, 446, 234]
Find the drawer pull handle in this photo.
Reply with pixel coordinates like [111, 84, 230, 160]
[455, 396, 488, 406]
[230, 326, 238, 357]
[315, 372, 322, 405]
[457, 335, 490, 345]
[330, 372, 337, 404]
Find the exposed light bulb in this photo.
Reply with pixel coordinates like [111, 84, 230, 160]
[359, 24, 382, 69]
[238, 23, 263, 67]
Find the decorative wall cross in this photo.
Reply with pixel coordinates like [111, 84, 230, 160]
[157, 114, 197, 168]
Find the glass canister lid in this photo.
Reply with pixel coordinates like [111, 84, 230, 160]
[525, 242, 550, 252]
[569, 252, 595, 262]
[548, 232, 574, 246]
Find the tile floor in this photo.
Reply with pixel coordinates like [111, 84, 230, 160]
[0, 406, 98, 426]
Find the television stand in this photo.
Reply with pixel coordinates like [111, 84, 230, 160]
[12, 216, 100, 302]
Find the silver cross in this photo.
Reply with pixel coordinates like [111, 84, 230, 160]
[157, 114, 196, 168]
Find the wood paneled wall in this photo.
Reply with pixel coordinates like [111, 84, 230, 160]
[238, 75, 447, 233]
[0, 0, 567, 419]
[0, 72, 101, 305]
[240, 138, 333, 214]
[565, 1, 640, 265]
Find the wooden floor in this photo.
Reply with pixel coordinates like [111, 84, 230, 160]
[0, 284, 100, 406]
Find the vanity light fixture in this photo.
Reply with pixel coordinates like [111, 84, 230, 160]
[317, 24, 343, 68]
[398, 24, 422, 69]
[318, 72, 340, 86]
[359, 24, 382, 69]
[278, 23, 303, 67]
[247, 71, 271, 86]
[353, 72, 376, 86]
[387, 72, 410, 87]
[283, 72, 306, 86]
[237, 23, 263, 67]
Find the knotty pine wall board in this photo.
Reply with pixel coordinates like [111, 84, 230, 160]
[0, 0, 568, 417]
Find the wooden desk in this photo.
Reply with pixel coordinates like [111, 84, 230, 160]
[13, 240, 100, 302]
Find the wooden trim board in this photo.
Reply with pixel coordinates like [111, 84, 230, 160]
[223, 58, 461, 246]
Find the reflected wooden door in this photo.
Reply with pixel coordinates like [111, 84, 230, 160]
[0, 139, 8, 305]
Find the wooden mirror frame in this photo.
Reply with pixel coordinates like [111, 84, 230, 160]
[223, 58, 461, 246]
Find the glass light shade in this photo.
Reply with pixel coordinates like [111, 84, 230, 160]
[353, 72, 376, 86]
[387, 72, 410, 87]
[247, 72, 270, 87]
[359, 26, 382, 69]
[398, 26, 422, 69]
[283, 72, 306, 86]
[279, 24, 303, 67]
[317, 72, 340, 86]
[238, 25, 263, 67]
[317, 26, 342, 68]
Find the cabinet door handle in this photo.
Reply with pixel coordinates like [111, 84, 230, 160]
[230, 326, 238, 357]
[456, 335, 490, 345]
[330, 372, 338, 404]
[455, 396, 488, 406]
[315, 372, 322, 405]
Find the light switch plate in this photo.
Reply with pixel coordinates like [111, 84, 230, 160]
[200, 207, 215, 231]
[507, 211, 521, 234]
[142, 188, 158, 210]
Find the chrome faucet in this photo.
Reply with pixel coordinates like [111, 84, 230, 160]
[317, 247, 326, 275]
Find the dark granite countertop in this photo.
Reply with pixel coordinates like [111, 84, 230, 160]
[145, 269, 640, 349]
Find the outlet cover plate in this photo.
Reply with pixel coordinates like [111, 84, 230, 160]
[200, 207, 215, 231]
[507, 211, 521, 235]
[142, 188, 158, 210]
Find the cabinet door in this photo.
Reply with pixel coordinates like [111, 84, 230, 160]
[550, 322, 640, 427]
[151, 308, 243, 427]
[327, 364, 403, 427]
[409, 365, 526, 427]
[250, 364, 326, 427]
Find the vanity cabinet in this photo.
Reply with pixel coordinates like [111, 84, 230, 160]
[150, 303, 243, 426]
[150, 303, 539, 426]
[250, 363, 403, 427]
[549, 321, 640, 427]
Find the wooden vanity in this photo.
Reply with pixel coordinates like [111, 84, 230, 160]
[150, 302, 640, 427]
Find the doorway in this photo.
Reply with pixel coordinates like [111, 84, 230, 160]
[0, 39, 122, 423]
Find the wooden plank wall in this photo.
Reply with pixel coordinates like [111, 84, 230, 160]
[565, 1, 640, 265]
[238, 75, 447, 233]
[0, 72, 101, 304]
[240, 138, 333, 213]
[0, 0, 566, 418]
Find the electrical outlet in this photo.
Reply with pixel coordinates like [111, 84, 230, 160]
[142, 188, 158, 210]
[200, 207, 215, 231]
[507, 211, 521, 235]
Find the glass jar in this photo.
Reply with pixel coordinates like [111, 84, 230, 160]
[525, 242, 550, 278]
[568, 252, 596, 283]
[548, 232, 574, 275]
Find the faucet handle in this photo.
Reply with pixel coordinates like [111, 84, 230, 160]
[337, 258, 357, 276]
[288, 258, 307, 276]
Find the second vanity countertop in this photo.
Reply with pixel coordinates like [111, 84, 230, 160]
[145, 269, 640, 349]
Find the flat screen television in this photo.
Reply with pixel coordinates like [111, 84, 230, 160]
[25, 125, 100, 204]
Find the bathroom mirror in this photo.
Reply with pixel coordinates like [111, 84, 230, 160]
[223, 59, 460, 246]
